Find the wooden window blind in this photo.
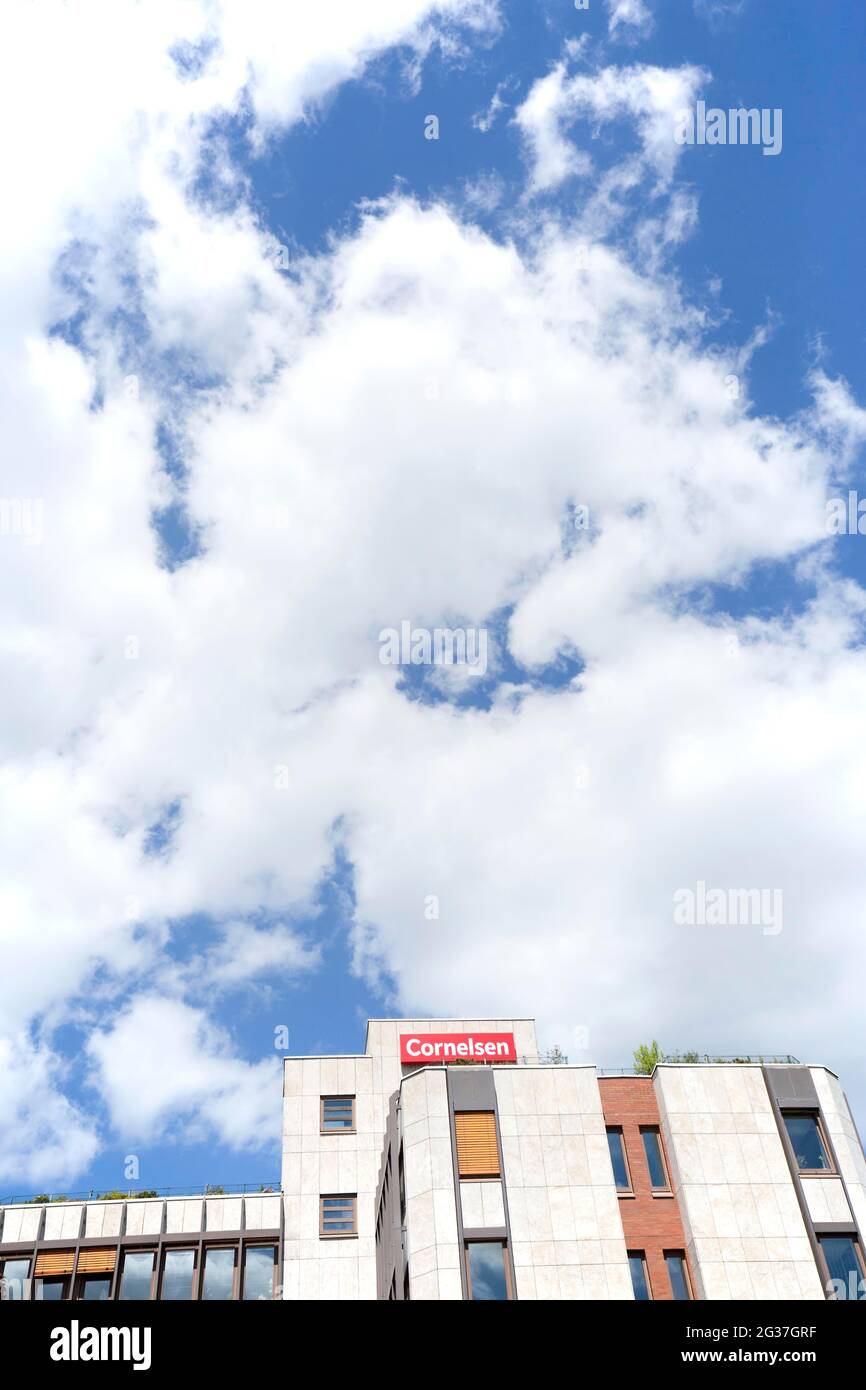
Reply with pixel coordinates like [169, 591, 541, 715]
[35, 1250, 74, 1276]
[454, 1111, 500, 1178]
[77, 1248, 117, 1274]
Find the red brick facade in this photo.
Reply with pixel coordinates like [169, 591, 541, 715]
[599, 1076, 693, 1300]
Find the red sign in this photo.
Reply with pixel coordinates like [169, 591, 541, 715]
[400, 1032, 517, 1065]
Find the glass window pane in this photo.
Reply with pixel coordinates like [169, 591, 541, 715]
[120, 1252, 154, 1300]
[322, 1098, 354, 1129]
[629, 1253, 650, 1301]
[37, 1279, 67, 1301]
[202, 1248, 235, 1301]
[1, 1259, 31, 1300]
[81, 1277, 112, 1301]
[783, 1114, 832, 1172]
[642, 1129, 668, 1189]
[243, 1246, 276, 1301]
[466, 1242, 508, 1300]
[666, 1253, 691, 1301]
[820, 1238, 865, 1300]
[607, 1130, 630, 1190]
[161, 1249, 195, 1301]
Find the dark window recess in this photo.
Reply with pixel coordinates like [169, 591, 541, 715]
[783, 1113, 833, 1173]
[607, 1127, 631, 1191]
[641, 1127, 670, 1191]
[628, 1251, 651, 1301]
[665, 1252, 691, 1301]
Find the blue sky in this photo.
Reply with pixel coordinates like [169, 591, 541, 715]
[1, 0, 865, 1198]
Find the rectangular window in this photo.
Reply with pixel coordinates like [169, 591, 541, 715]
[320, 1194, 358, 1237]
[454, 1111, 500, 1178]
[607, 1127, 632, 1192]
[665, 1251, 692, 1301]
[321, 1096, 356, 1132]
[77, 1276, 112, 1301]
[0, 1258, 31, 1301]
[119, 1251, 155, 1301]
[201, 1246, 236, 1300]
[242, 1245, 277, 1301]
[465, 1241, 511, 1300]
[36, 1278, 68, 1301]
[160, 1248, 195, 1300]
[641, 1126, 671, 1191]
[783, 1112, 834, 1173]
[628, 1250, 651, 1301]
[819, 1236, 865, 1300]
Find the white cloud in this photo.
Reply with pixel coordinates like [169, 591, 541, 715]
[606, 0, 654, 39]
[0, 1038, 98, 1187]
[2, 0, 866, 1185]
[514, 58, 706, 194]
[87, 997, 282, 1148]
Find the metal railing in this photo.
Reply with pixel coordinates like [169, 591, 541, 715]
[598, 1054, 800, 1075]
[0, 1181, 280, 1207]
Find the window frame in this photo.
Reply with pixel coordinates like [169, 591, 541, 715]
[319, 1193, 358, 1239]
[627, 1249, 652, 1301]
[606, 1126, 634, 1195]
[817, 1234, 866, 1300]
[640, 1125, 673, 1194]
[320, 1095, 356, 1134]
[35, 1276, 69, 1302]
[74, 1273, 114, 1302]
[240, 1242, 278, 1301]
[663, 1249, 694, 1301]
[158, 1246, 198, 1301]
[0, 1256, 32, 1301]
[781, 1109, 836, 1176]
[199, 1243, 239, 1302]
[118, 1248, 157, 1301]
[463, 1239, 513, 1301]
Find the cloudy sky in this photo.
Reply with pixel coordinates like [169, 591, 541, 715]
[1, 0, 865, 1197]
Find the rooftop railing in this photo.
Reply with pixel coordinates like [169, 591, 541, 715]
[0, 1181, 280, 1208]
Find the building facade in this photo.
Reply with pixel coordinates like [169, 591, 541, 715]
[1, 1016, 865, 1301]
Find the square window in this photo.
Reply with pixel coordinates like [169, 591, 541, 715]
[320, 1194, 357, 1237]
[0, 1258, 31, 1301]
[465, 1241, 511, 1300]
[321, 1096, 356, 1132]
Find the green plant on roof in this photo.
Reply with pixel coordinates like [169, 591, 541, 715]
[633, 1041, 663, 1075]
